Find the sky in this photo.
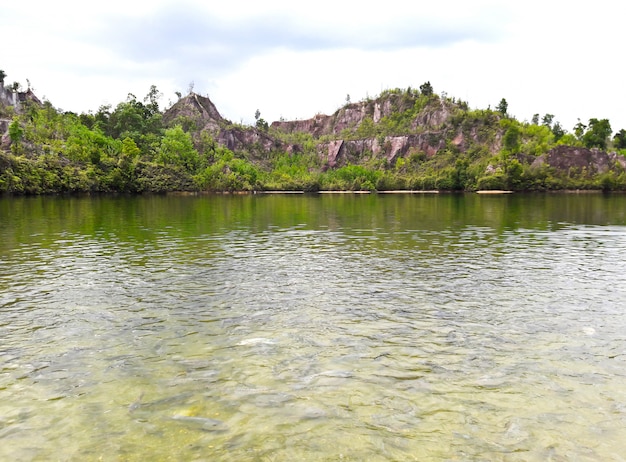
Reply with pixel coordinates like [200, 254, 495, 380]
[1, 0, 624, 133]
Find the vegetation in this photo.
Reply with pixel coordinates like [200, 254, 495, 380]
[1, 72, 626, 194]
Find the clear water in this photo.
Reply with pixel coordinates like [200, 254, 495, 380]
[1, 193, 626, 461]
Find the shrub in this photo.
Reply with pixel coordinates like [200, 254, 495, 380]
[476, 174, 507, 190]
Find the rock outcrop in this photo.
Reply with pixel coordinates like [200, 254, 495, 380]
[0, 83, 41, 111]
[0, 119, 10, 150]
[532, 145, 626, 174]
[271, 94, 452, 137]
[162, 91, 625, 179]
[215, 126, 278, 154]
[163, 93, 224, 132]
[0, 83, 43, 145]
[0, 83, 16, 107]
[318, 134, 447, 168]
[163, 93, 282, 155]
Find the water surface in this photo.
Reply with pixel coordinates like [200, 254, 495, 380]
[1, 193, 626, 460]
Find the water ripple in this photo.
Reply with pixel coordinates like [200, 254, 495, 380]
[2, 197, 626, 460]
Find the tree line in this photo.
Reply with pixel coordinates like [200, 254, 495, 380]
[1, 71, 626, 194]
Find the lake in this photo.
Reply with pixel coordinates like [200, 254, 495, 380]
[1, 192, 626, 461]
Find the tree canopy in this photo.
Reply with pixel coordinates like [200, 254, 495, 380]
[582, 118, 612, 149]
[419, 81, 433, 96]
[496, 98, 508, 116]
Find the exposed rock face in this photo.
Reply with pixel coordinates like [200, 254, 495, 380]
[325, 140, 343, 167]
[0, 83, 41, 111]
[163, 92, 624, 179]
[271, 95, 458, 167]
[319, 134, 447, 167]
[331, 105, 371, 134]
[216, 126, 278, 153]
[163, 93, 224, 132]
[0, 118, 13, 150]
[0, 83, 16, 107]
[162, 93, 460, 164]
[272, 96, 451, 137]
[163, 93, 283, 154]
[412, 104, 452, 130]
[272, 108, 340, 137]
[532, 145, 626, 174]
[0, 86, 43, 152]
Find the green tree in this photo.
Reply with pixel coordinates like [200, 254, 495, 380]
[143, 84, 162, 116]
[541, 114, 554, 128]
[419, 81, 433, 96]
[574, 119, 587, 140]
[63, 115, 119, 165]
[506, 158, 524, 189]
[355, 116, 376, 138]
[614, 129, 626, 149]
[551, 121, 565, 142]
[0, 69, 6, 85]
[520, 123, 555, 155]
[156, 125, 200, 171]
[503, 124, 520, 152]
[582, 118, 612, 149]
[109, 94, 142, 137]
[496, 98, 508, 116]
[121, 137, 141, 159]
[195, 148, 260, 191]
[8, 117, 23, 153]
[107, 89, 163, 150]
[254, 109, 268, 131]
[93, 104, 112, 133]
[531, 114, 540, 125]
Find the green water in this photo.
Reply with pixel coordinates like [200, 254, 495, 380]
[1, 193, 626, 461]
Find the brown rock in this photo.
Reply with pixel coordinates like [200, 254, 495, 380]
[532, 145, 626, 174]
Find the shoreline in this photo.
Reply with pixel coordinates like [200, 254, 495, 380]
[1, 189, 619, 198]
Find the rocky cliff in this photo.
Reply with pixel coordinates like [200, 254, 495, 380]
[271, 92, 453, 137]
[163, 92, 224, 132]
[268, 92, 502, 169]
[318, 134, 449, 168]
[164, 91, 467, 168]
[163, 90, 624, 181]
[0, 83, 41, 112]
[532, 145, 626, 174]
[163, 92, 279, 155]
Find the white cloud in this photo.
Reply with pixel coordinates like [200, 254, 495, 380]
[2, 0, 624, 133]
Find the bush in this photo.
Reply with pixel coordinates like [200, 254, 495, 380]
[476, 173, 508, 190]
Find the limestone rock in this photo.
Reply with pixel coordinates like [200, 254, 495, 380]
[532, 145, 626, 174]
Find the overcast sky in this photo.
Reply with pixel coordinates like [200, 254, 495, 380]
[2, 0, 623, 133]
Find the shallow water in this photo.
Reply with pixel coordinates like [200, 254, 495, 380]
[1, 193, 626, 461]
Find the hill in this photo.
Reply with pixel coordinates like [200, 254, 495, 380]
[1, 76, 626, 194]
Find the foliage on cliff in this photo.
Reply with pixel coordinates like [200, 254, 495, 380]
[1, 72, 625, 194]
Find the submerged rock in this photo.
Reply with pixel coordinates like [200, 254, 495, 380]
[170, 414, 226, 432]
